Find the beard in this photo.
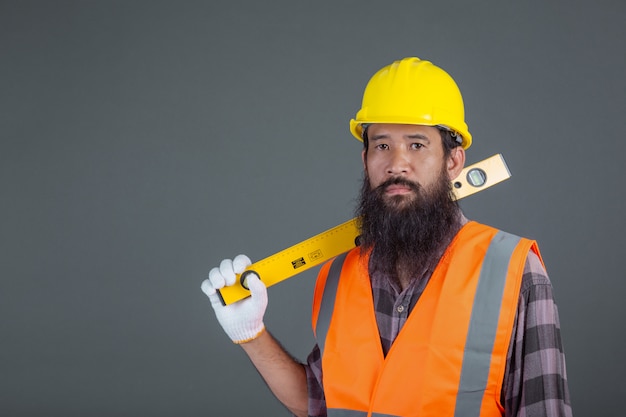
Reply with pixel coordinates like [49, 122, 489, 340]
[355, 168, 462, 283]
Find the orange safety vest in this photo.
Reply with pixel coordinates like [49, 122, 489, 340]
[311, 221, 542, 417]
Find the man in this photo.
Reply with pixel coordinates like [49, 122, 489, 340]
[201, 57, 572, 417]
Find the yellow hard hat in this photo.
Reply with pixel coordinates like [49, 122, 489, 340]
[349, 57, 472, 149]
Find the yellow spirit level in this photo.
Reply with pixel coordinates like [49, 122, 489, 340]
[218, 154, 511, 305]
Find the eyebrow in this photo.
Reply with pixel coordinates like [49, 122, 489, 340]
[406, 134, 430, 143]
[370, 133, 431, 143]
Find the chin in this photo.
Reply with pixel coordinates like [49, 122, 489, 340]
[384, 194, 417, 209]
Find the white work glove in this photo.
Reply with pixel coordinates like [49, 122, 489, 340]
[201, 254, 268, 344]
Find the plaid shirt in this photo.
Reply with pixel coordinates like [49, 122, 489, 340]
[303, 224, 572, 417]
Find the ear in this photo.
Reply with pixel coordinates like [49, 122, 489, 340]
[361, 149, 367, 170]
[446, 147, 466, 181]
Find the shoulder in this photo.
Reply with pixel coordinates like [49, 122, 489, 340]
[515, 249, 563, 334]
[520, 249, 553, 296]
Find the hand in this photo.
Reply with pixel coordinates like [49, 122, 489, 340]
[201, 254, 268, 344]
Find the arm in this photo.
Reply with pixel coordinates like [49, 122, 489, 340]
[503, 251, 573, 417]
[240, 330, 308, 416]
[201, 255, 308, 417]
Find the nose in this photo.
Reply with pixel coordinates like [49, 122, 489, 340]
[386, 148, 410, 176]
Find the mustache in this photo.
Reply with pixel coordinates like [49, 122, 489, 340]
[376, 177, 422, 193]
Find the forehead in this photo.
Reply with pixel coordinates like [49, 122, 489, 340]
[367, 123, 441, 140]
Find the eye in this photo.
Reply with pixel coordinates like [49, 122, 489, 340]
[375, 143, 389, 150]
[410, 143, 425, 150]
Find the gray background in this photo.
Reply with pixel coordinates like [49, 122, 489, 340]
[1, 1, 624, 416]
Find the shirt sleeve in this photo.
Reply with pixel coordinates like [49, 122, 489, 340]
[303, 344, 327, 417]
[503, 250, 573, 417]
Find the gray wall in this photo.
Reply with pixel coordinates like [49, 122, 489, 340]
[2, 1, 624, 416]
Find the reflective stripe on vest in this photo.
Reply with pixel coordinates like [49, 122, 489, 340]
[454, 231, 520, 417]
[316, 251, 348, 356]
[315, 226, 527, 417]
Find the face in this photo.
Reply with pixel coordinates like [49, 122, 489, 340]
[362, 123, 464, 205]
[357, 123, 466, 282]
